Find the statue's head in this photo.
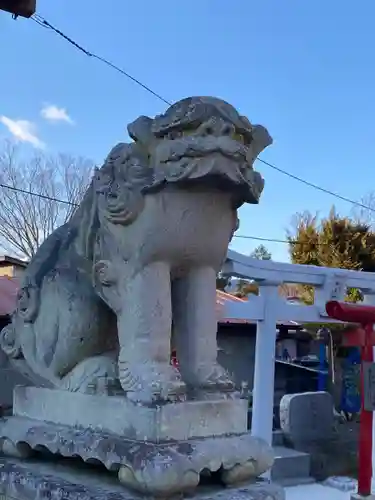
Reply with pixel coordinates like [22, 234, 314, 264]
[128, 96, 271, 208]
[92, 97, 272, 228]
[85, 97, 272, 242]
[75, 98, 272, 311]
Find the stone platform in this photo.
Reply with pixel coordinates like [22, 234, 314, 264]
[0, 457, 285, 500]
[12, 386, 247, 441]
[0, 386, 276, 496]
[0, 416, 273, 495]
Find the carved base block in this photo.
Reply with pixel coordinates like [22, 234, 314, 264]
[0, 457, 285, 500]
[0, 416, 274, 496]
[13, 386, 247, 441]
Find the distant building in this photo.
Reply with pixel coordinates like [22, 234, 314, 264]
[0, 256, 27, 279]
[0, 256, 26, 329]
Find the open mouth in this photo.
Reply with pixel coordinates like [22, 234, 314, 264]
[126, 97, 270, 204]
[147, 125, 265, 206]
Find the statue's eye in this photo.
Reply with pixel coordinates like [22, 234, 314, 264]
[233, 133, 245, 144]
[167, 130, 182, 140]
[182, 128, 196, 137]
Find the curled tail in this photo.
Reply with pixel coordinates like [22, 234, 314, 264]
[0, 281, 40, 360]
[0, 322, 22, 359]
[17, 284, 40, 323]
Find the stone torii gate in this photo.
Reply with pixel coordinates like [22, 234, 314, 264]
[222, 250, 375, 462]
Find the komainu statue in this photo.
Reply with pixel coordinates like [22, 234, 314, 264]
[0, 97, 272, 403]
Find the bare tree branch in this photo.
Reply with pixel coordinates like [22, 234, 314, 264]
[350, 191, 375, 227]
[0, 141, 93, 259]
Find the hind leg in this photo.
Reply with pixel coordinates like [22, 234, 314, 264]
[19, 269, 118, 391]
[60, 352, 120, 393]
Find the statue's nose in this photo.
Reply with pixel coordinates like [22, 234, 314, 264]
[196, 118, 235, 137]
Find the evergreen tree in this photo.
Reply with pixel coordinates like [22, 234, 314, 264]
[235, 245, 272, 297]
[288, 207, 375, 303]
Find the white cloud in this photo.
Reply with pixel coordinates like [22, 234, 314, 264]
[0, 116, 45, 149]
[40, 104, 74, 125]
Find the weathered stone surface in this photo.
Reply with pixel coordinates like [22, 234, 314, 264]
[0, 416, 274, 495]
[13, 386, 248, 441]
[0, 457, 285, 500]
[0, 97, 271, 404]
[323, 476, 357, 492]
[279, 392, 334, 445]
[350, 495, 375, 500]
[0, 97, 275, 498]
[0, 354, 52, 411]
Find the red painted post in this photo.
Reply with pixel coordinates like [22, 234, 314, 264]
[326, 300, 375, 497]
[359, 328, 373, 496]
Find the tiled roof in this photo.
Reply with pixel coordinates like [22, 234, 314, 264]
[216, 289, 301, 327]
[216, 289, 248, 323]
[0, 278, 301, 328]
[0, 276, 19, 316]
[0, 255, 27, 268]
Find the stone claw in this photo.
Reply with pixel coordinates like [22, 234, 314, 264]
[118, 464, 199, 496]
[0, 438, 32, 459]
[119, 361, 187, 403]
[190, 363, 236, 392]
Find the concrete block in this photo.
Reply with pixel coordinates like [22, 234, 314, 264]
[280, 391, 334, 445]
[271, 446, 310, 482]
[324, 476, 357, 492]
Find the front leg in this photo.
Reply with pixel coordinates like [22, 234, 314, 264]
[172, 266, 235, 392]
[117, 261, 186, 403]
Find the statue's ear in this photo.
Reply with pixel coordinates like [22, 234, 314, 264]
[72, 180, 99, 261]
[247, 125, 273, 165]
[127, 116, 153, 144]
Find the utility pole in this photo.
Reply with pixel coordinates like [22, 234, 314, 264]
[0, 0, 36, 18]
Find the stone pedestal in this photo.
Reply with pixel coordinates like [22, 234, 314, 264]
[12, 386, 248, 441]
[0, 457, 285, 500]
[0, 386, 280, 497]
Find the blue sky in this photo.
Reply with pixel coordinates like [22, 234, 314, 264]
[1, 0, 375, 262]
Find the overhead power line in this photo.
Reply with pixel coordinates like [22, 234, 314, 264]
[0, 12, 370, 248]
[31, 14, 171, 106]
[29, 13, 373, 214]
[256, 158, 372, 210]
[0, 182, 372, 247]
[0, 182, 75, 206]
[235, 235, 295, 244]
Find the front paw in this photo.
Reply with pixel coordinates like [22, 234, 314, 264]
[119, 361, 187, 403]
[193, 363, 235, 391]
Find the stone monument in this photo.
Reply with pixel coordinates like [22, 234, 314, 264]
[0, 97, 283, 499]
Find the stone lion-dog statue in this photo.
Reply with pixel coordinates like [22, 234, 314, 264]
[0, 96, 272, 403]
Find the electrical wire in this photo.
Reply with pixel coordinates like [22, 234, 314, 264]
[2, 12, 372, 247]
[0, 182, 76, 207]
[28, 13, 374, 215]
[257, 158, 373, 211]
[31, 15, 171, 106]
[0, 182, 368, 247]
